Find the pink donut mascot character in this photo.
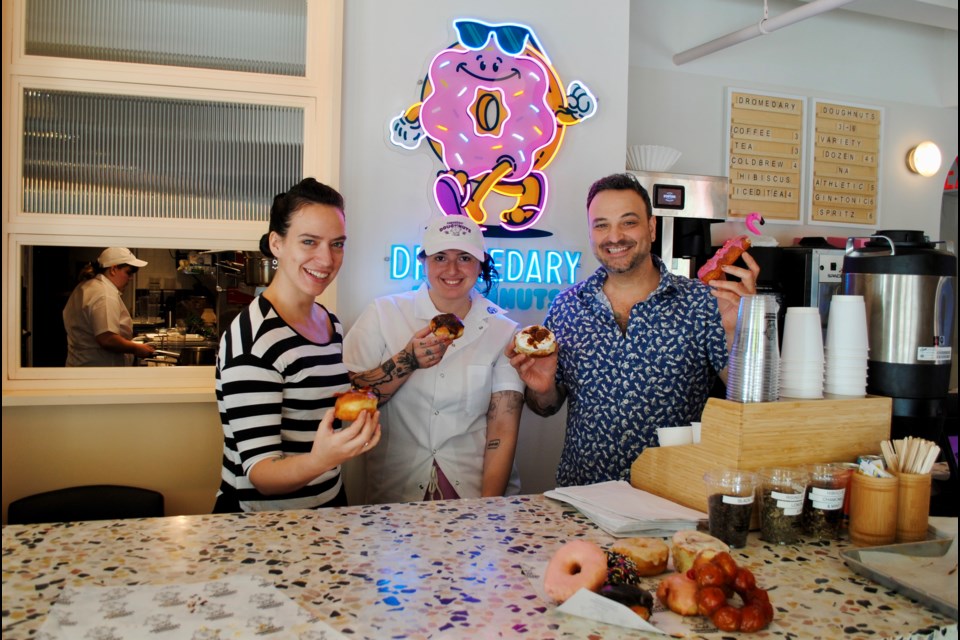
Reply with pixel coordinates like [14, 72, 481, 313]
[390, 19, 597, 232]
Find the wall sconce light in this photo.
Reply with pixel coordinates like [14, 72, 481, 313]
[907, 141, 942, 177]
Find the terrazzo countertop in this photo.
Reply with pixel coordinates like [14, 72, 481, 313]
[2, 495, 956, 638]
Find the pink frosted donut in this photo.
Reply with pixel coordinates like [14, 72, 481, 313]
[420, 46, 557, 180]
[543, 540, 608, 604]
[697, 235, 752, 284]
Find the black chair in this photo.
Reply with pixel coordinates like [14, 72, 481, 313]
[7, 484, 165, 524]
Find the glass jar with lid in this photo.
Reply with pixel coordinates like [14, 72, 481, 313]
[802, 463, 849, 540]
[758, 467, 808, 545]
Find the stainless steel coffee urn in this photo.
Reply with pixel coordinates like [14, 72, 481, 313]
[843, 230, 956, 445]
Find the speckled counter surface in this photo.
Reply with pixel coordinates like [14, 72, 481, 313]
[2, 495, 955, 639]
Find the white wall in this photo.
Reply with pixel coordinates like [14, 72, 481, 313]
[628, 0, 958, 244]
[338, 0, 632, 499]
[337, 0, 958, 501]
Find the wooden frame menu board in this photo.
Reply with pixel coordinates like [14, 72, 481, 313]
[809, 100, 882, 227]
[726, 89, 805, 223]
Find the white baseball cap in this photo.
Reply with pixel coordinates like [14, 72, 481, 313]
[420, 216, 486, 261]
[98, 247, 148, 268]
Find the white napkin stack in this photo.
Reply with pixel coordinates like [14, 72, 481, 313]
[544, 480, 707, 537]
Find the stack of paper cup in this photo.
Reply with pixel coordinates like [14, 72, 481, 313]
[824, 294, 869, 396]
[779, 307, 824, 399]
[726, 294, 780, 403]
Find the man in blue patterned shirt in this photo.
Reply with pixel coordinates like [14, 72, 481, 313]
[507, 173, 759, 486]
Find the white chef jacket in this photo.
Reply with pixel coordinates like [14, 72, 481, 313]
[62, 274, 133, 367]
[343, 285, 525, 504]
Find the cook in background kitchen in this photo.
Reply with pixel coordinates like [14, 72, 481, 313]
[62, 247, 157, 366]
[344, 215, 525, 504]
[213, 178, 380, 513]
[506, 172, 760, 487]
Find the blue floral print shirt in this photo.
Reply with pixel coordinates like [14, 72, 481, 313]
[545, 256, 728, 487]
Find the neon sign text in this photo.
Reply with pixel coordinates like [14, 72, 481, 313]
[389, 245, 580, 286]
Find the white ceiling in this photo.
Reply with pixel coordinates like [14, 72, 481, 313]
[806, 0, 958, 31]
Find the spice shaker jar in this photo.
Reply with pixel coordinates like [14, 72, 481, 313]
[758, 467, 808, 545]
[802, 463, 849, 540]
[704, 469, 758, 548]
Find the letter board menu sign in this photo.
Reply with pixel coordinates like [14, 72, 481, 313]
[726, 89, 805, 223]
[809, 100, 882, 227]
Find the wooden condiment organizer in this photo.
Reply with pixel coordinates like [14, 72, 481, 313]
[630, 396, 892, 514]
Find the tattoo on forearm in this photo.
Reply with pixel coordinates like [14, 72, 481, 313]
[350, 369, 391, 389]
[397, 346, 420, 372]
[524, 386, 565, 417]
[486, 439, 501, 450]
[348, 347, 420, 403]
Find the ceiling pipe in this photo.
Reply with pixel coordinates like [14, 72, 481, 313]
[673, 0, 859, 65]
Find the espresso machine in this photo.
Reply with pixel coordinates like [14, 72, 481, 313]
[628, 171, 728, 278]
[780, 241, 846, 338]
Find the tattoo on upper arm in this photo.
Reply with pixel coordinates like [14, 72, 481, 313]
[487, 390, 524, 421]
[486, 439, 501, 450]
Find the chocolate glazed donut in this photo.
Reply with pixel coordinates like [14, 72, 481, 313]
[429, 313, 464, 340]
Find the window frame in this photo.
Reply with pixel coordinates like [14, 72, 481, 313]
[2, 0, 344, 404]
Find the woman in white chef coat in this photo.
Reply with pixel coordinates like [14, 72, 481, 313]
[344, 215, 525, 504]
[62, 247, 157, 366]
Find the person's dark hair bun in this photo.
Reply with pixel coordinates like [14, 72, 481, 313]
[259, 233, 274, 258]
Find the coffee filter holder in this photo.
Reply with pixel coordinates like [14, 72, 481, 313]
[626, 145, 681, 172]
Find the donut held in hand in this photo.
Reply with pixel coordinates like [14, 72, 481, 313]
[333, 388, 378, 421]
[430, 313, 464, 340]
[543, 539, 608, 604]
[514, 324, 557, 357]
[698, 235, 752, 284]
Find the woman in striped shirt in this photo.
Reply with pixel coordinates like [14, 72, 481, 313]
[214, 178, 381, 512]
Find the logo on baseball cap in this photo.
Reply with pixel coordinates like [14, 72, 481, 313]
[420, 216, 486, 261]
[98, 247, 148, 268]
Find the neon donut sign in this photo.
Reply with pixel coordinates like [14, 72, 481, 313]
[389, 19, 597, 233]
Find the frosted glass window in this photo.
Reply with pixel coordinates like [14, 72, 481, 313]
[22, 88, 304, 221]
[25, 0, 307, 76]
